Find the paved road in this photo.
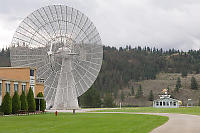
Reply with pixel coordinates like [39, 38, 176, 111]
[143, 113, 200, 133]
[47, 109, 200, 133]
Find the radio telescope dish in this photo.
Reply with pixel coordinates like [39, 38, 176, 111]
[10, 5, 103, 109]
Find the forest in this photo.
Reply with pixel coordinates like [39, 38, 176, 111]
[1, 46, 200, 92]
[1, 46, 200, 106]
[94, 46, 200, 94]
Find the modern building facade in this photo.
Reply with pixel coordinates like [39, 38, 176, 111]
[0, 67, 44, 105]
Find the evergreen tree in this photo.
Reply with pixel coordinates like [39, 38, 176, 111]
[114, 89, 118, 98]
[20, 91, 28, 111]
[175, 77, 181, 92]
[1, 92, 12, 115]
[79, 86, 101, 108]
[120, 91, 125, 102]
[131, 86, 134, 96]
[103, 93, 114, 107]
[167, 86, 170, 92]
[148, 90, 154, 101]
[191, 77, 198, 90]
[198, 96, 200, 106]
[27, 88, 36, 112]
[35, 92, 46, 111]
[181, 70, 188, 77]
[92, 90, 102, 108]
[136, 85, 143, 98]
[176, 77, 181, 88]
[12, 91, 21, 114]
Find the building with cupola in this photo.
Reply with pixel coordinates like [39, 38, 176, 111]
[153, 89, 180, 108]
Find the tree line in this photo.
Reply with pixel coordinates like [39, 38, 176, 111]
[1, 46, 200, 107]
[0, 88, 45, 115]
[94, 46, 200, 97]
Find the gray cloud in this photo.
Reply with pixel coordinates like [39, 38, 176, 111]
[0, 0, 200, 51]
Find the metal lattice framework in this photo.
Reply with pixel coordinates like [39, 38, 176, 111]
[10, 5, 103, 109]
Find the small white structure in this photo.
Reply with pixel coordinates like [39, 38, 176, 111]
[153, 89, 180, 108]
[187, 99, 193, 107]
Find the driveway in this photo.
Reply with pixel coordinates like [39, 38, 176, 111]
[142, 113, 200, 133]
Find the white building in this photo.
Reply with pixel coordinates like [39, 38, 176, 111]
[153, 89, 180, 108]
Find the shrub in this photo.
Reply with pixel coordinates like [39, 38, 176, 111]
[136, 84, 143, 98]
[12, 91, 21, 114]
[175, 77, 181, 92]
[27, 88, 36, 112]
[131, 86, 134, 96]
[79, 86, 102, 108]
[20, 91, 28, 111]
[120, 91, 125, 102]
[191, 77, 198, 90]
[148, 90, 154, 101]
[181, 70, 188, 77]
[1, 92, 12, 115]
[103, 93, 114, 107]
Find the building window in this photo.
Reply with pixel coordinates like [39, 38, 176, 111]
[156, 102, 159, 106]
[5, 82, 11, 94]
[174, 101, 176, 106]
[160, 101, 162, 106]
[163, 102, 166, 106]
[21, 83, 26, 92]
[14, 82, 19, 93]
[167, 102, 169, 106]
[0, 81, 2, 95]
[30, 69, 34, 76]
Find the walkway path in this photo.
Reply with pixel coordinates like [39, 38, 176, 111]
[142, 113, 200, 133]
[47, 109, 200, 133]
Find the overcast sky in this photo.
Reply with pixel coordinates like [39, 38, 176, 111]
[0, 0, 200, 51]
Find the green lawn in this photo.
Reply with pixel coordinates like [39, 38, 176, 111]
[0, 113, 168, 133]
[96, 107, 200, 115]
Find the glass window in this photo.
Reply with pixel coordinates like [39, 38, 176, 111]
[160, 101, 162, 106]
[14, 83, 19, 93]
[174, 102, 176, 106]
[167, 102, 169, 106]
[156, 102, 159, 106]
[163, 102, 166, 106]
[21, 84, 26, 92]
[5, 82, 11, 94]
[30, 69, 34, 76]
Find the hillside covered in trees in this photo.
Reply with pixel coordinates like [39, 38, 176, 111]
[1, 46, 200, 106]
[94, 46, 200, 94]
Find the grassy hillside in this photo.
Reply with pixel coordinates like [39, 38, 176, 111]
[118, 73, 200, 106]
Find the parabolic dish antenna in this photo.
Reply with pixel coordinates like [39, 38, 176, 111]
[10, 5, 103, 109]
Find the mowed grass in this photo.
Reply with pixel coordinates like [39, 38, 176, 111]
[0, 113, 168, 133]
[96, 107, 200, 115]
